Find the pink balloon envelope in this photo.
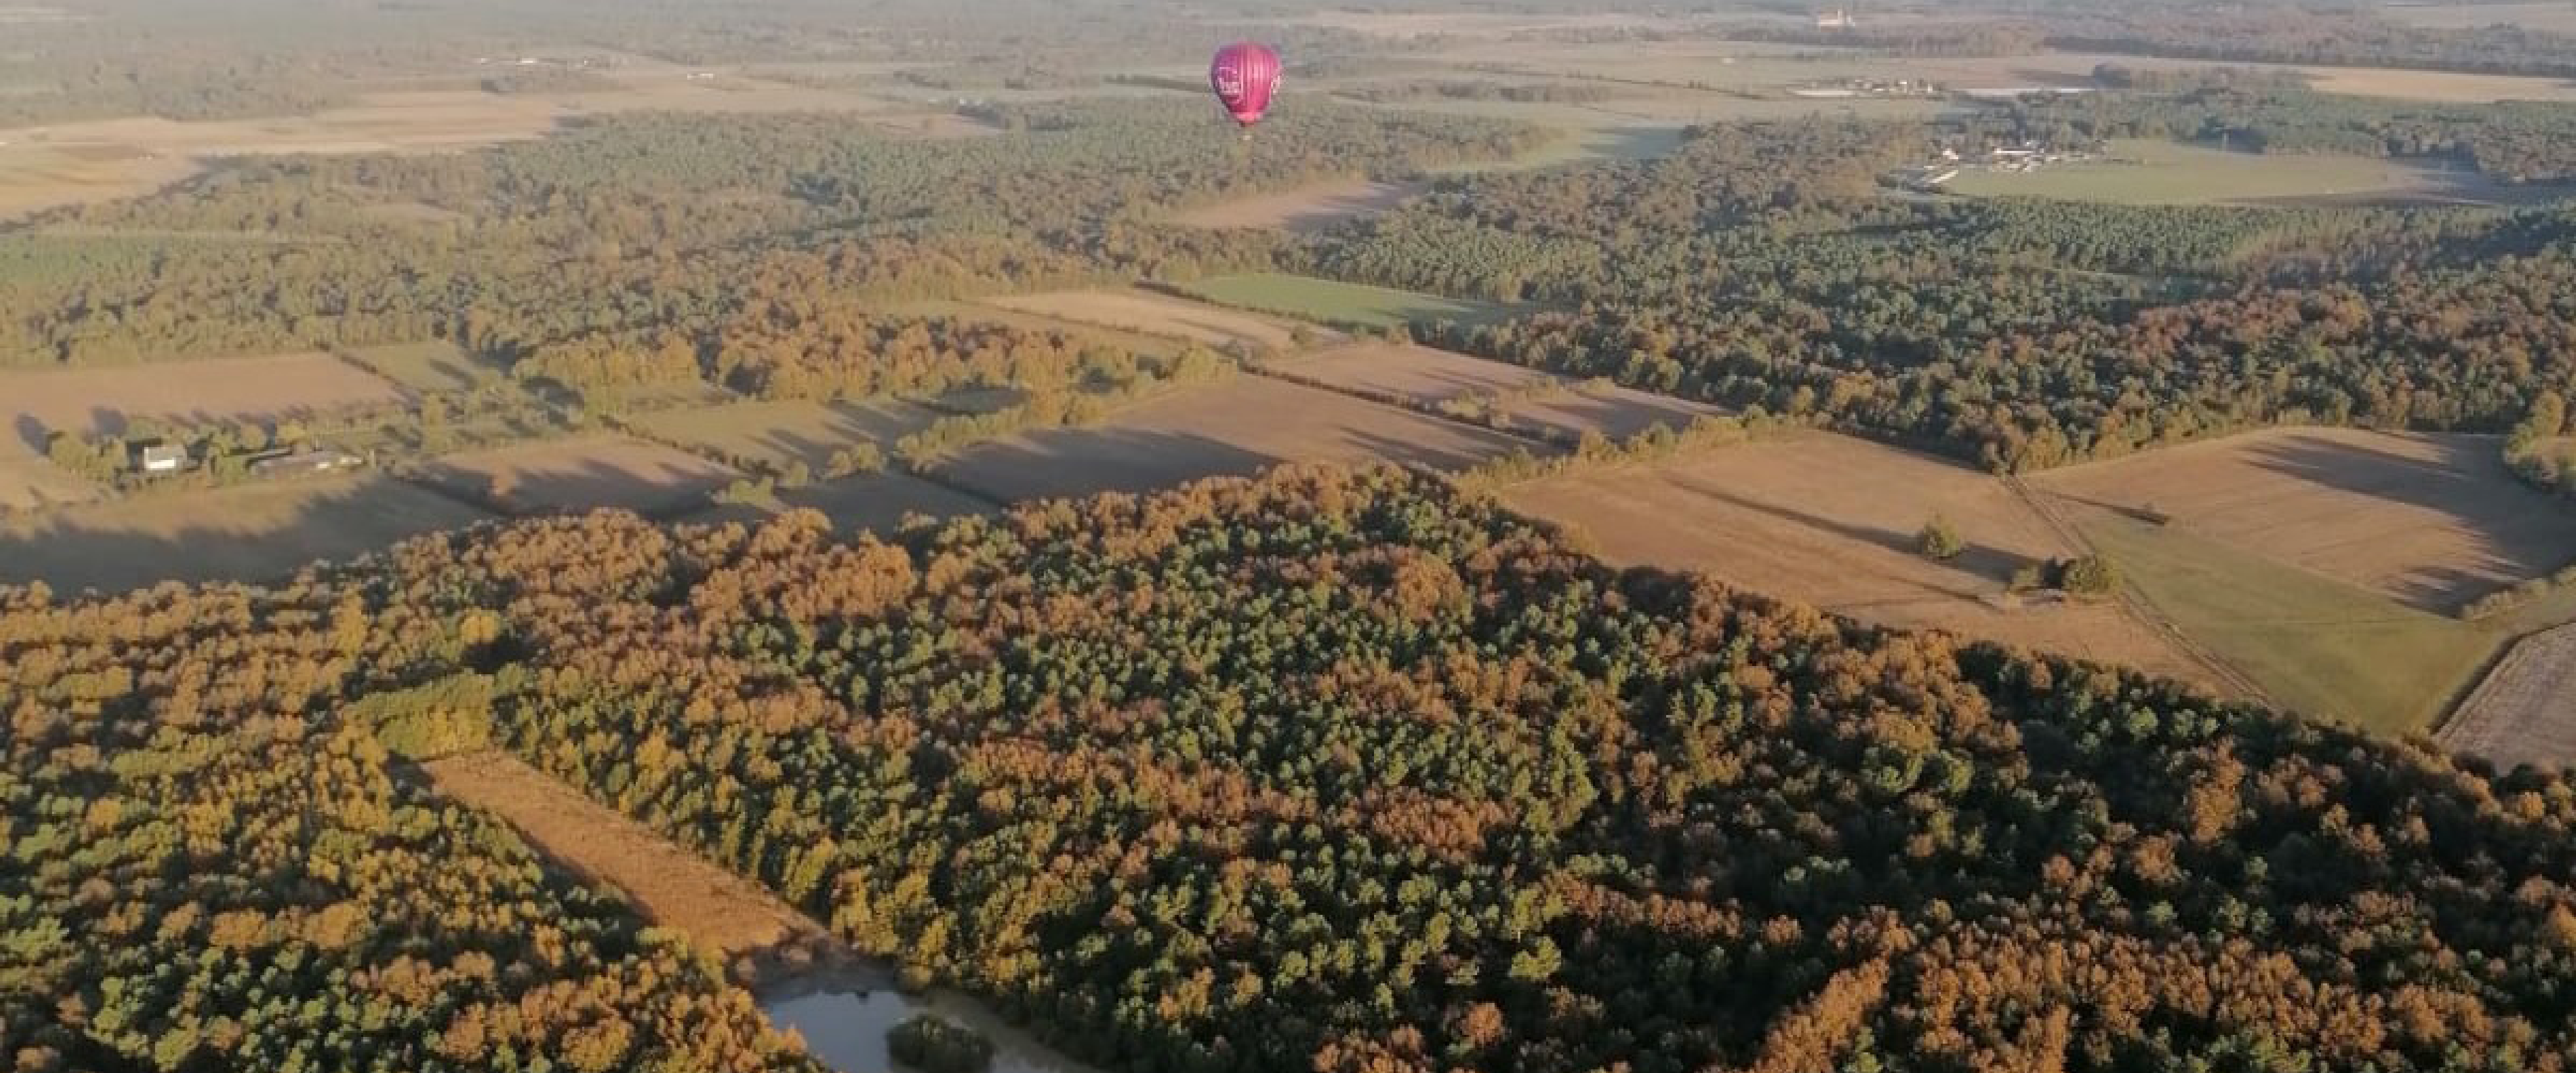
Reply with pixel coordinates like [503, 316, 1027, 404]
[1209, 42, 1282, 127]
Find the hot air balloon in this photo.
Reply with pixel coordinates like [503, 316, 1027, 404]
[1209, 41, 1282, 128]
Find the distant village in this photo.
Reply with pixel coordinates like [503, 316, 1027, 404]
[1892, 138, 2110, 192]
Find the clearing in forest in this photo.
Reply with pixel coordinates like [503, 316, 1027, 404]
[2069, 503, 2506, 737]
[0, 351, 407, 447]
[1180, 273, 1524, 330]
[935, 376, 1537, 503]
[986, 291, 1322, 354]
[632, 399, 946, 472]
[1172, 178, 1424, 233]
[1500, 430, 2221, 686]
[1268, 341, 1723, 440]
[2032, 427, 2576, 612]
[0, 473, 493, 593]
[2440, 623, 2576, 772]
[1945, 139, 2506, 206]
[416, 435, 739, 518]
[422, 750, 825, 961]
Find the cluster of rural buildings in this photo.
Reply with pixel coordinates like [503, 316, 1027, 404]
[130, 439, 362, 481]
[1891, 140, 2106, 192]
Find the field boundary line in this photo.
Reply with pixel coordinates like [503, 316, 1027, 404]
[2005, 477, 2279, 706]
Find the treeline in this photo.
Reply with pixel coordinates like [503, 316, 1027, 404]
[0, 100, 1541, 369]
[1303, 118, 2576, 471]
[21, 464, 2576, 1072]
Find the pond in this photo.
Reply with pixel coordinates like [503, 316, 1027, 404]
[761, 967, 1103, 1073]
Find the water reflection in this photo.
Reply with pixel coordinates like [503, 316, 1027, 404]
[761, 970, 1099, 1073]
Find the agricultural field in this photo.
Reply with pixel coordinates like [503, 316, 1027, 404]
[1179, 273, 1524, 330]
[415, 434, 738, 518]
[2439, 623, 2576, 772]
[0, 472, 492, 593]
[935, 376, 1536, 503]
[986, 290, 1323, 353]
[2069, 504, 2505, 737]
[1172, 178, 1423, 233]
[688, 471, 996, 536]
[0, 351, 406, 444]
[1500, 430, 2221, 686]
[0, 448, 100, 512]
[338, 339, 509, 394]
[2032, 428, 2576, 612]
[893, 299, 1188, 358]
[1945, 139, 2496, 206]
[0, 142, 198, 219]
[1267, 340, 1722, 440]
[630, 399, 944, 472]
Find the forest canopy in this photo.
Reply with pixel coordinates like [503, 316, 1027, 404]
[10, 465, 2576, 1072]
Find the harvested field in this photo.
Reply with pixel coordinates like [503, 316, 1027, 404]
[688, 471, 996, 535]
[340, 340, 508, 394]
[2032, 427, 2576, 612]
[2441, 623, 2576, 771]
[1501, 430, 2219, 685]
[422, 751, 824, 961]
[418, 435, 739, 517]
[893, 299, 1187, 358]
[0, 473, 492, 593]
[632, 399, 944, 471]
[1173, 179, 1423, 232]
[986, 291, 1324, 353]
[1266, 341, 1722, 440]
[2072, 503, 2503, 736]
[937, 377, 1536, 503]
[1180, 274, 1524, 330]
[1270, 342, 1564, 405]
[0, 351, 406, 447]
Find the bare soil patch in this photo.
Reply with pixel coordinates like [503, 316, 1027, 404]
[2439, 623, 2576, 771]
[422, 750, 824, 960]
[0, 351, 406, 448]
[0, 448, 101, 512]
[986, 291, 1325, 354]
[0, 473, 491, 593]
[1502, 430, 2218, 684]
[1173, 179, 1423, 233]
[417, 435, 739, 518]
[937, 377, 1536, 503]
[2032, 428, 2576, 612]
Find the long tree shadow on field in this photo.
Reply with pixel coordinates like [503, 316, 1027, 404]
[2238, 431, 2576, 612]
[1663, 475, 2026, 602]
[0, 478, 492, 597]
[932, 428, 1286, 504]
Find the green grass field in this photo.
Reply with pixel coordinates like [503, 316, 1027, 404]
[1946, 139, 2479, 207]
[2076, 508, 2508, 736]
[1178, 274, 1524, 331]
